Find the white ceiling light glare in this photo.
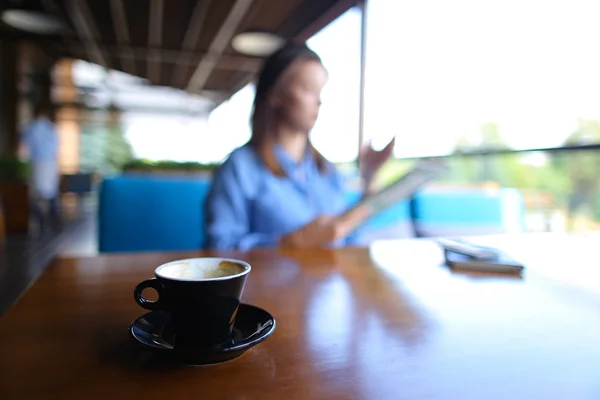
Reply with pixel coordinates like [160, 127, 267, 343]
[232, 31, 284, 56]
[1, 9, 64, 34]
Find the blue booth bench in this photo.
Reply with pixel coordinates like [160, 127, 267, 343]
[98, 176, 524, 253]
[411, 187, 525, 237]
[98, 176, 210, 252]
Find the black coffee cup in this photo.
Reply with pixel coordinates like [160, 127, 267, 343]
[134, 258, 251, 357]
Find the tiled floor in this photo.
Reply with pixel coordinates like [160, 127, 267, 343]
[0, 198, 98, 316]
[0, 217, 86, 315]
[58, 209, 98, 257]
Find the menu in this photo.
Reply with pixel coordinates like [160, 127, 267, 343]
[340, 159, 447, 229]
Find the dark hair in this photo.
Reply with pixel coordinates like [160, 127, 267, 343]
[250, 41, 329, 176]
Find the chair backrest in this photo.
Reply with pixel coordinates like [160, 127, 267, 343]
[60, 173, 95, 194]
[98, 176, 211, 252]
[411, 187, 525, 237]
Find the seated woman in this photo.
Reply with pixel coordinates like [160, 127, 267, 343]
[206, 42, 393, 250]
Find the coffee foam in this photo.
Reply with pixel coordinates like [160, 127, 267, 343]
[159, 259, 246, 280]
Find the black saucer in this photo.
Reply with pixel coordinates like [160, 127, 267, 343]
[129, 303, 276, 366]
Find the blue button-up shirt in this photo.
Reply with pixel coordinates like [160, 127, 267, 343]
[21, 117, 58, 162]
[206, 143, 359, 250]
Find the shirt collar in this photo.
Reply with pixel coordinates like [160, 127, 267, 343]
[274, 144, 314, 176]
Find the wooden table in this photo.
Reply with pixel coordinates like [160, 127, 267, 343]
[1, 233, 600, 399]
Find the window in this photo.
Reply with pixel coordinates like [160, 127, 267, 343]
[205, 84, 255, 162]
[365, 0, 600, 232]
[364, 0, 600, 157]
[307, 7, 362, 163]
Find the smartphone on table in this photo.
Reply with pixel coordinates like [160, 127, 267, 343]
[438, 238, 524, 274]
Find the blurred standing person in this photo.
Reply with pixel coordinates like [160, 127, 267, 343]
[20, 102, 61, 233]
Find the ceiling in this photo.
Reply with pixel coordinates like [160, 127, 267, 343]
[0, 0, 358, 106]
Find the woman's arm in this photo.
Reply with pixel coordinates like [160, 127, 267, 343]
[205, 157, 279, 251]
[361, 170, 378, 199]
[359, 137, 396, 198]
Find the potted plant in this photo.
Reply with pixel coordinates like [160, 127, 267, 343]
[122, 159, 219, 178]
[0, 156, 30, 233]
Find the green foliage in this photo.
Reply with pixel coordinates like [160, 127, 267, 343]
[79, 123, 134, 175]
[105, 126, 134, 172]
[122, 159, 219, 172]
[374, 119, 600, 228]
[454, 122, 509, 152]
[557, 119, 600, 220]
[80, 121, 217, 174]
[564, 119, 600, 146]
[0, 156, 29, 182]
[445, 122, 576, 212]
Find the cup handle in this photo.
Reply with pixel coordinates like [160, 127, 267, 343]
[134, 278, 163, 311]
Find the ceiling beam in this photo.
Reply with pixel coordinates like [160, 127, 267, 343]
[39, 0, 80, 59]
[186, 0, 254, 93]
[64, 0, 108, 68]
[295, 0, 360, 41]
[148, 0, 164, 83]
[41, 0, 76, 46]
[197, 90, 230, 104]
[69, 45, 261, 72]
[172, 0, 214, 87]
[110, 0, 136, 75]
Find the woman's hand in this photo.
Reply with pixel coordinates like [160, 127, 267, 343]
[360, 137, 396, 192]
[280, 206, 372, 248]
